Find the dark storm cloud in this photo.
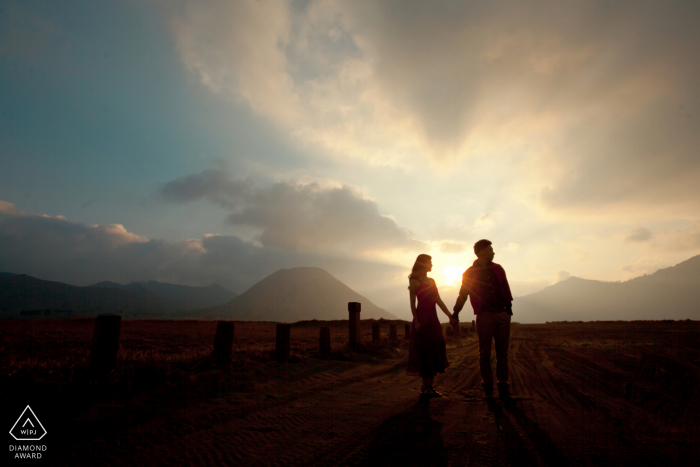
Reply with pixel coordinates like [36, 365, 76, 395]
[0, 202, 404, 294]
[158, 169, 426, 253]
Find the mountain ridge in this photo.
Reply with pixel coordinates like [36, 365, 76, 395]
[198, 266, 398, 321]
[88, 279, 237, 308]
[0, 274, 236, 316]
[513, 255, 700, 322]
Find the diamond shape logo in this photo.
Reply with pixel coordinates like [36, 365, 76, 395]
[9, 406, 46, 441]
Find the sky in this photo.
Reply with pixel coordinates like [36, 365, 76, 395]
[1, 0, 699, 320]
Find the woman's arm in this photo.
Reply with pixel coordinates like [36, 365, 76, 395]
[434, 285, 454, 320]
[408, 280, 421, 330]
[436, 296, 453, 318]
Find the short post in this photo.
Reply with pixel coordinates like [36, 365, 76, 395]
[372, 323, 380, 342]
[471, 320, 476, 332]
[319, 327, 330, 358]
[389, 324, 397, 341]
[405, 323, 410, 339]
[90, 315, 122, 375]
[213, 321, 235, 365]
[348, 302, 361, 349]
[276, 324, 291, 362]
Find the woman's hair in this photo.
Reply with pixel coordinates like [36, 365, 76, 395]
[408, 254, 432, 282]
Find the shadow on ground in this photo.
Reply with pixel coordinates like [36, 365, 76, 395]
[357, 395, 447, 467]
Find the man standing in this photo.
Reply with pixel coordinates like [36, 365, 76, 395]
[452, 239, 513, 398]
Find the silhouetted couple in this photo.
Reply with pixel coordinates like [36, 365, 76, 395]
[406, 239, 513, 399]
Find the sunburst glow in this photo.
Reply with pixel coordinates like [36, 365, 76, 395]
[442, 265, 464, 286]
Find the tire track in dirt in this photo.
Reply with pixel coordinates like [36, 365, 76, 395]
[63, 354, 417, 467]
[58, 324, 699, 466]
[133, 364, 419, 466]
[438, 329, 566, 467]
[308, 330, 556, 467]
[291, 329, 564, 467]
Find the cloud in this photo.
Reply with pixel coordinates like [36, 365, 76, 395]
[474, 212, 495, 230]
[0, 202, 405, 295]
[0, 208, 156, 285]
[504, 242, 520, 252]
[81, 198, 96, 209]
[156, 169, 254, 209]
[625, 227, 653, 243]
[439, 241, 467, 255]
[658, 221, 700, 251]
[0, 200, 25, 216]
[165, 0, 700, 214]
[621, 221, 700, 253]
[621, 263, 657, 275]
[157, 169, 426, 255]
[554, 270, 571, 284]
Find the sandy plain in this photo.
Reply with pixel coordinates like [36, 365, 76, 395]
[2, 319, 699, 466]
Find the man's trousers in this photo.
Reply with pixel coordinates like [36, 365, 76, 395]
[476, 311, 511, 385]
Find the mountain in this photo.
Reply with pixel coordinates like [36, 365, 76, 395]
[0, 274, 237, 317]
[200, 267, 399, 321]
[514, 255, 700, 323]
[89, 280, 237, 309]
[0, 274, 177, 316]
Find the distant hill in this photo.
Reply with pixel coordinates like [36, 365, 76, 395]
[198, 267, 399, 321]
[89, 280, 237, 309]
[0, 274, 237, 317]
[0, 274, 176, 316]
[514, 255, 700, 323]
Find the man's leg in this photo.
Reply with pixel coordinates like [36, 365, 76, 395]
[494, 312, 511, 397]
[476, 313, 496, 395]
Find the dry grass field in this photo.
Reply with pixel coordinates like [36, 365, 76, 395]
[2, 318, 699, 466]
[1, 318, 409, 378]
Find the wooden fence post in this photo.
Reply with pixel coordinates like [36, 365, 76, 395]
[276, 324, 291, 362]
[90, 315, 121, 375]
[319, 327, 330, 358]
[389, 324, 397, 341]
[372, 323, 380, 342]
[471, 320, 476, 332]
[213, 321, 235, 365]
[348, 302, 361, 349]
[405, 323, 410, 339]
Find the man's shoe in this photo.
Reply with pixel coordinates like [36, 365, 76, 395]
[497, 382, 510, 399]
[482, 382, 494, 398]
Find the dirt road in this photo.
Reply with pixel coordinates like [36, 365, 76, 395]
[56, 322, 699, 467]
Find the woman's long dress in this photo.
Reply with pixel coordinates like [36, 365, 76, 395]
[406, 278, 449, 377]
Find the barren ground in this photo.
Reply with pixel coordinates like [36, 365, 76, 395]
[3, 320, 699, 466]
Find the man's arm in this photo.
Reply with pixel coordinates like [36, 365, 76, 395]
[453, 294, 467, 321]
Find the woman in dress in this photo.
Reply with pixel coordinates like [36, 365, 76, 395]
[406, 254, 455, 397]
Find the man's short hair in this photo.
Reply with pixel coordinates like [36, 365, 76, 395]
[474, 239, 492, 256]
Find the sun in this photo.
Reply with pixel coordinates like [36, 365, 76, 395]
[442, 265, 464, 286]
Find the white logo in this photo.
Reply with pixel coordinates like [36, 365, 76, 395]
[9, 406, 47, 441]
